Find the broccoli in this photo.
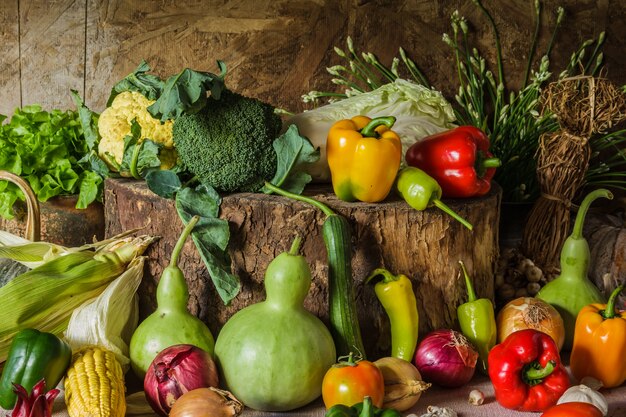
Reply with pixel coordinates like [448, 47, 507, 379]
[172, 89, 282, 193]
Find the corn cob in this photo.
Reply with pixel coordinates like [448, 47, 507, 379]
[65, 346, 126, 417]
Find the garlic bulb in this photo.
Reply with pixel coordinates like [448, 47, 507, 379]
[557, 384, 608, 416]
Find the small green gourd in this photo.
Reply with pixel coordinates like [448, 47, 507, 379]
[214, 236, 336, 411]
[129, 215, 215, 378]
[536, 188, 612, 350]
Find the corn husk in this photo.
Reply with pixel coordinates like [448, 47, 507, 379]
[64, 256, 145, 373]
[0, 227, 143, 269]
[0, 234, 157, 362]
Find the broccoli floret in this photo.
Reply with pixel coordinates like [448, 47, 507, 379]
[173, 89, 282, 193]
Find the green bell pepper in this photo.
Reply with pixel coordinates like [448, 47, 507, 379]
[456, 260, 496, 374]
[0, 328, 72, 409]
[395, 166, 473, 230]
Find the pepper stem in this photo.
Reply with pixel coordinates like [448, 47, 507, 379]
[364, 268, 398, 285]
[523, 360, 555, 386]
[360, 116, 396, 138]
[432, 199, 473, 231]
[601, 285, 624, 320]
[170, 215, 200, 268]
[572, 189, 613, 239]
[482, 157, 501, 168]
[264, 182, 335, 217]
[459, 260, 477, 302]
[359, 397, 373, 417]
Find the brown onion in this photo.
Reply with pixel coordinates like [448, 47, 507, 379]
[169, 387, 243, 417]
[374, 357, 431, 411]
[144, 344, 219, 416]
[496, 297, 565, 351]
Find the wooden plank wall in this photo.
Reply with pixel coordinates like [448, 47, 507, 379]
[0, 0, 625, 117]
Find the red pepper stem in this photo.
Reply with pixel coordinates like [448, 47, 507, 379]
[432, 199, 473, 231]
[459, 260, 477, 302]
[601, 285, 624, 320]
[524, 360, 555, 385]
[481, 157, 501, 168]
[360, 116, 396, 138]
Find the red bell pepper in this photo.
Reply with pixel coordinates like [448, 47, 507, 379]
[405, 126, 500, 198]
[488, 329, 570, 412]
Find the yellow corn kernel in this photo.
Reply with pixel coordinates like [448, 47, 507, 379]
[65, 346, 126, 417]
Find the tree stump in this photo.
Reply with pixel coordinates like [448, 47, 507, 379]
[104, 178, 501, 359]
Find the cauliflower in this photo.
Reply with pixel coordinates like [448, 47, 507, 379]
[97, 91, 175, 170]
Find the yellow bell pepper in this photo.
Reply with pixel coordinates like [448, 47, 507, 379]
[326, 115, 402, 203]
[570, 285, 626, 388]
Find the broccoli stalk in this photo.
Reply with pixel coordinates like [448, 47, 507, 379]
[173, 89, 283, 193]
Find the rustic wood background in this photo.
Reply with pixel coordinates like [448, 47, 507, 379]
[0, 0, 624, 117]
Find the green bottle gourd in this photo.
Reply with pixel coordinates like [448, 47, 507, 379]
[535, 188, 613, 350]
[129, 215, 215, 378]
[214, 236, 336, 411]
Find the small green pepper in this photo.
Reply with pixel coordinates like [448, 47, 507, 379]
[365, 268, 419, 362]
[456, 260, 496, 374]
[0, 328, 71, 409]
[326, 397, 402, 417]
[395, 166, 473, 230]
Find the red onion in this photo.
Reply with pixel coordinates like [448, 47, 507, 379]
[413, 329, 478, 388]
[144, 344, 219, 416]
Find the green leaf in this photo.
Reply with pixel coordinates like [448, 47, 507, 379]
[76, 171, 103, 208]
[136, 139, 162, 174]
[147, 61, 227, 122]
[145, 169, 182, 199]
[263, 124, 320, 194]
[70, 90, 100, 152]
[175, 186, 240, 305]
[107, 60, 164, 106]
[78, 151, 110, 178]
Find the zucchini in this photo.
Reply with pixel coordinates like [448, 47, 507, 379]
[323, 214, 366, 358]
[264, 182, 366, 358]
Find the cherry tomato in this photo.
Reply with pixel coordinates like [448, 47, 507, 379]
[321, 354, 385, 409]
[540, 402, 603, 417]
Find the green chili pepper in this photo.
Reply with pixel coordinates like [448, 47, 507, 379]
[395, 166, 473, 230]
[365, 268, 419, 361]
[0, 328, 72, 409]
[456, 260, 496, 374]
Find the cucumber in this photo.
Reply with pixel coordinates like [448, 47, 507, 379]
[263, 182, 366, 359]
[323, 214, 366, 358]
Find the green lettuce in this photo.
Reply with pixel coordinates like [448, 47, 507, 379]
[0, 105, 104, 219]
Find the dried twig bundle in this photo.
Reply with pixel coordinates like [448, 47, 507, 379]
[521, 76, 625, 272]
[543, 75, 626, 136]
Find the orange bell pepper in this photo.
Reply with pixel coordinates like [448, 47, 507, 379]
[326, 115, 402, 203]
[570, 285, 626, 388]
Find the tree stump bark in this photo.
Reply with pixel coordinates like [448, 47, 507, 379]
[104, 178, 501, 359]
